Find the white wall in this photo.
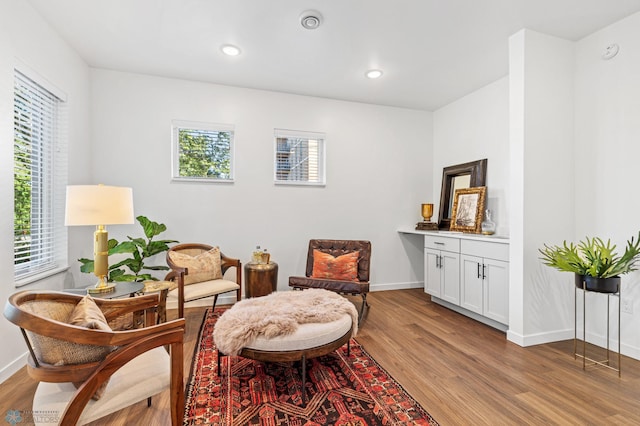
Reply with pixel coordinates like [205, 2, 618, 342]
[0, 0, 92, 382]
[574, 11, 640, 358]
[433, 77, 510, 236]
[508, 30, 576, 347]
[73, 69, 433, 298]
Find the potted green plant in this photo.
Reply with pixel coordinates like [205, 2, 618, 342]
[79, 215, 178, 282]
[539, 232, 640, 293]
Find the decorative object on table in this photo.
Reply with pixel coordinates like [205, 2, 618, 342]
[184, 307, 438, 425]
[251, 246, 270, 264]
[481, 209, 496, 235]
[78, 215, 177, 283]
[438, 159, 487, 230]
[539, 232, 640, 293]
[416, 203, 439, 230]
[65, 185, 134, 293]
[449, 186, 486, 233]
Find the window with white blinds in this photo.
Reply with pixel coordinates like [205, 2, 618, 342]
[14, 69, 67, 284]
[171, 120, 234, 182]
[274, 129, 325, 185]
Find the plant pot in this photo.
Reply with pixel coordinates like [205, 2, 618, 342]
[574, 274, 620, 293]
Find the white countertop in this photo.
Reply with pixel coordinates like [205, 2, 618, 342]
[397, 227, 510, 243]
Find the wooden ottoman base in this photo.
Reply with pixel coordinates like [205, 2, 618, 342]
[218, 315, 354, 403]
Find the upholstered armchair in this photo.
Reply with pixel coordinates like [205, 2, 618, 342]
[3, 290, 185, 425]
[289, 239, 371, 322]
[165, 243, 241, 318]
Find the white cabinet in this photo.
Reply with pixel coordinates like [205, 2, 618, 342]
[460, 239, 509, 325]
[425, 247, 460, 304]
[418, 231, 510, 330]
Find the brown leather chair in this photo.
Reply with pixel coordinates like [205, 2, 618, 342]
[3, 290, 185, 425]
[289, 239, 371, 322]
[165, 243, 241, 318]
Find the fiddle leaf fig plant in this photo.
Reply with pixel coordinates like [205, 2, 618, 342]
[79, 215, 178, 282]
[539, 231, 640, 278]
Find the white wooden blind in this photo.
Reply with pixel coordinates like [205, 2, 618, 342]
[14, 69, 67, 283]
[274, 129, 325, 185]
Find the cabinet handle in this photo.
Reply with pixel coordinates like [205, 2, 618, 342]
[477, 263, 481, 278]
[482, 264, 487, 280]
[436, 255, 441, 268]
[434, 242, 445, 245]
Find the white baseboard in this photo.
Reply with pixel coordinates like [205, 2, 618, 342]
[165, 282, 424, 311]
[370, 281, 423, 292]
[0, 352, 28, 385]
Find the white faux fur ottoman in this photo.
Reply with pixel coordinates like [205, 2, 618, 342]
[213, 289, 358, 402]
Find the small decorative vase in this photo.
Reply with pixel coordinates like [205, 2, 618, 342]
[481, 209, 496, 235]
[574, 274, 620, 293]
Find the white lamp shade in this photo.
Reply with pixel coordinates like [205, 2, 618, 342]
[65, 185, 134, 226]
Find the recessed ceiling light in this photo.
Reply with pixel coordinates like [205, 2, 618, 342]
[365, 69, 383, 79]
[300, 10, 322, 30]
[221, 44, 241, 56]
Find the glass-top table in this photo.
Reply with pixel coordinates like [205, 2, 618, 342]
[63, 281, 145, 299]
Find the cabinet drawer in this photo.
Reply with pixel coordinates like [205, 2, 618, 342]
[460, 239, 508, 261]
[424, 235, 460, 252]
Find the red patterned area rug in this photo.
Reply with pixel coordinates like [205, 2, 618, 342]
[184, 308, 439, 425]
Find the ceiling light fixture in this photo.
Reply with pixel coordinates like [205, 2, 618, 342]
[365, 69, 383, 79]
[300, 10, 322, 30]
[221, 44, 241, 56]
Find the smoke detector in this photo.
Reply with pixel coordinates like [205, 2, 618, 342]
[300, 11, 322, 30]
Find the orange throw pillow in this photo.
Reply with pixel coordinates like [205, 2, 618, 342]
[311, 250, 360, 282]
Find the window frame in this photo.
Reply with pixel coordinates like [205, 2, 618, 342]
[171, 120, 235, 183]
[13, 64, 68, 285]
[273, 129, 326, 186]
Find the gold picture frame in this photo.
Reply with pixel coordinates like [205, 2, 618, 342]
[450, 186, 486, 233]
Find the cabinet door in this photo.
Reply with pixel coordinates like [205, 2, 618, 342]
[460, 254, 483, 314]
[483, 258, 509, 324]
[424, 248, 441, 297]
[440, 251, 460, 305]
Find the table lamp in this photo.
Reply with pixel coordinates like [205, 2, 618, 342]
[65, 185, 134, 293]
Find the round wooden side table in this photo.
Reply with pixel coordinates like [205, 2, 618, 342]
[244, 261, 278, 298]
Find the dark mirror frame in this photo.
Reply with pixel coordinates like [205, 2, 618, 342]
[437, 158, 487, 230]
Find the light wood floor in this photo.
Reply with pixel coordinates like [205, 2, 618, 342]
[2, 289, 639, 425]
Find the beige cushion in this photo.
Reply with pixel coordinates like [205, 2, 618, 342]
[69, 295, 112, 331]
[33, 347, 170, 426]
[168, 247, 223, 285]
[246, 313, 352, 352]
[167, 278, 239, 302]
[68, 296, 113, 400]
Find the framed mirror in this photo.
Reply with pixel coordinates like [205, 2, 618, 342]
[437, 159, 487, 229]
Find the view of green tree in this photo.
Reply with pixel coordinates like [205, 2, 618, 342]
[14, 94, 33, 265]
[178, 129, 231, 178]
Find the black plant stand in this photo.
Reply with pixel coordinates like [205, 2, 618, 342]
[574, 278, 621, 376]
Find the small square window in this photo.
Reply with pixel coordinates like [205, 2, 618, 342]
[274, 129, 325, 186]
[171, 120, 234, 182]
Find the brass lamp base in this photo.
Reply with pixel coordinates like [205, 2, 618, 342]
[87, 275, 116, 294]
[88, 284, 116, 294]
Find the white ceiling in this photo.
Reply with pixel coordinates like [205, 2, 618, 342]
[26, 0, 640, 111]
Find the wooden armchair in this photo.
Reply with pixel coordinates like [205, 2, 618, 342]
[165, 243, 241, 318]
[3, 290, 185, 425]
[289, 239, 371, 322]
